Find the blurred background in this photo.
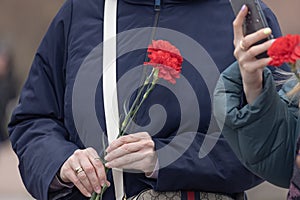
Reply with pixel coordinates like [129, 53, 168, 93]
[0, 0, 299, 199]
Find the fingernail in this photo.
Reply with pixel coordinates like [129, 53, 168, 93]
[241, 4, 246, 11]
[105, 162, 111, 168]
[87, 193, 92, 197]
[264, 28, 272, 35]
[101, 181, 105, 187]
[107, 181, 111, 187]
[95, 186, 101, 194]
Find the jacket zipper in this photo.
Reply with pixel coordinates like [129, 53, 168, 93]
[151, 0, 161, 38]
[122, 3, 162, 198]
[154, 0, 161, 12]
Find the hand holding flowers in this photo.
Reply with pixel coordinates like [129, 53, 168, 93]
[90, 40, 183, 200]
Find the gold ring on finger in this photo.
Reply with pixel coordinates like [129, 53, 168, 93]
[74, 166, 84, 175]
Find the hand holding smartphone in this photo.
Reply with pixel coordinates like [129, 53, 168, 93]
[230, 0, 273, 58]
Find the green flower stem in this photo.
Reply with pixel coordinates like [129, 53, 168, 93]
[91, 192, 97, 200]
[99, 184, 108, 200]
[90, 68, 159, 200]
[120, 69, 159, 135]
[90, 159, 110, 200]
[120, 68, 156, 136]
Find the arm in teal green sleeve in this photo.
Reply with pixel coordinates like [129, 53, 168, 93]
[214, 62, 299, 188]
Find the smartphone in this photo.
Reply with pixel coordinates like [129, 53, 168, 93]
[230, 0, 273, 58]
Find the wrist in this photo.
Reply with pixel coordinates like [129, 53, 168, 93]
[243, 83, 263, 104]
[145, 157, 159, 179]
[241, 70, 264, 104]
[49, 171, 74, 192]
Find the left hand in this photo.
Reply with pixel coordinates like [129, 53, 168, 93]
[104, 132, 157, 174]
[59, 147, 109, 197]
[233, 5, 273, 104]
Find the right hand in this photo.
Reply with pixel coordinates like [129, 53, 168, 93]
[105, 132, 157, 174]
[60, 147, 110, 197]
[233, 5, 274, 104]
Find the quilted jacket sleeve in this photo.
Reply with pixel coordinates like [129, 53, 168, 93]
[8, 1, 79, 199]
[213, 62, 299, 188]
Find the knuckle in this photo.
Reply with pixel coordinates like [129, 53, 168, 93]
[84, 166, 94, 174]
[86, 147, 96, 154]
[136, 143, 143, 151]
[86, 147, 93, 151]
[143, 132, 151, 138]
[142, 140, 154, 149]
[119, 137, 127, 144]
[94, 160, 104, 168]
[78, 172, 87, 179]
[233, 49, 239, 59]
[68, 156, 76, 163]
[109, 141, 117, 149]
[99, 171, 106, 179]
[232, 20, 238, 28]
[126, 134, 134, 141]
[147, 139, 155, 147]
[139, 131, 147, 136]
[241, 39, 248, 48]
[98, 162, 105, 169]
[98, 163, 106, 172]
[74, 149, 82, 156]
[90, 177, 98, 185]
[247, 48, 256, 57]
[122, 143, 131, 152]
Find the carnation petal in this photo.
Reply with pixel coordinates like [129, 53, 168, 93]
[144, 40, 183, 83]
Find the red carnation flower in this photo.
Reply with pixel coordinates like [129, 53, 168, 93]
[291, 45, 300, 62]
[268, 34, 300, 67]
[144, 40, 183, 84]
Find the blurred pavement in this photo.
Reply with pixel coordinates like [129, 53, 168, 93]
[0, 141, 33, 200]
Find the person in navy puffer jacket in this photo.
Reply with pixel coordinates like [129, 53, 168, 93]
[8, 0, 286, 199]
